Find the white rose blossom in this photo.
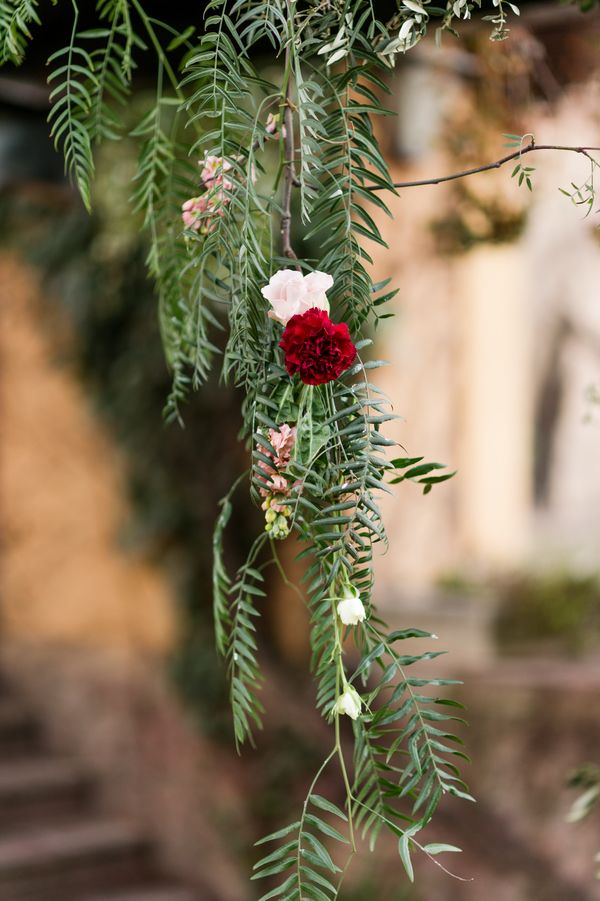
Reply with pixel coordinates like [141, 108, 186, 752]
[261, 269, 333, 325]
[337, 585, 366, 626]
[334, 686, 362, 720]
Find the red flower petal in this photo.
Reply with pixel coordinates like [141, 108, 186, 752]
[279, 308, 356, 386]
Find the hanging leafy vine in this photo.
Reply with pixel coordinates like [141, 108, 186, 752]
[4, 0, 600, 895]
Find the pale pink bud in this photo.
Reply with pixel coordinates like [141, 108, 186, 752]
[181, 196, 209, 230]
[199, 154, 233, 186]
[261, 269, 332, 326]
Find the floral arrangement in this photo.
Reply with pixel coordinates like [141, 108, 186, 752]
[1, 0, 549, 896]
[209, 245, 466, 892]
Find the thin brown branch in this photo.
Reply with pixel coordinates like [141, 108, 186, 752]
[281, 53, 298, 261]
[367, 143, 600, 192]
[281, 104, 297, 259]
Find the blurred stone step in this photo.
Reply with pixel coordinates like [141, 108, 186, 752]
[0, 819, 156, 899]
[0, 757, 92, 832]
[0, 676, 200, 899]
[0, 698, 40, 758]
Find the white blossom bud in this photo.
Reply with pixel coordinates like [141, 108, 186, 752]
[337, 585, 366, 626]
[334, 687, 362, 720]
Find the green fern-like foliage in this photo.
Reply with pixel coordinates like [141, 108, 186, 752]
[47, 20, 97, 211]
[0, 0, 40, 66]
[0, 0, 529, 894]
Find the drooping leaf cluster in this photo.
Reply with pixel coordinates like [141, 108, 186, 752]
[1, 0, 526, 895]
[0, 0, 41, 67]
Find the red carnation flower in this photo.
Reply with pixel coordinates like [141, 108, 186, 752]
[279, 307, 357, 386]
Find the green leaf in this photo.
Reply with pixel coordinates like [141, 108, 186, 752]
[398, 833, 415, 882]
[257, 874, 297, 900]
[423, 843, 463, 854]
[404, 462, 446, 479]
[390, 457, 424, 469]
[305, 814, 350, 844]
[253, 841, 298, 869]
[388, 628, 433, 642]
[310, 795, 348, 822]
[166, 24, 195, 50]
[447, 786, 476, 803]
[301, 832, 339, 872]
[255, 821, 301, 846]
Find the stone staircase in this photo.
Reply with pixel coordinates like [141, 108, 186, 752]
[0, 679, 201, 901]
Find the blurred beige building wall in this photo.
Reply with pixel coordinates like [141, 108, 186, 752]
[372, 67, 600, 604]
[0, 255, 177, 653]
[456, 245, 532, 569]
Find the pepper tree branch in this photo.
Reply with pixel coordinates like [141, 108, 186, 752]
[280, 40, 298, 261]
[365, 143, 600, 192]
[281, 96, 297, 259]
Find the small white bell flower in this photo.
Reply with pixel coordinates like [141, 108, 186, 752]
[337, 585, 366, 626]
[334, 686, 362, 720]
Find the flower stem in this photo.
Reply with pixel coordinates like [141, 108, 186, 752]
[296, 747, 337, 899]
[332, 592, 356, 852]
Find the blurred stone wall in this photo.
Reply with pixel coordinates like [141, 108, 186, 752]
[0, 253, 247, 898]
[372, 65, 600, 616]
[0, 254, 175, 650]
